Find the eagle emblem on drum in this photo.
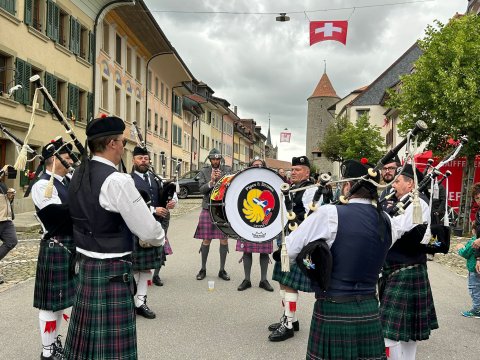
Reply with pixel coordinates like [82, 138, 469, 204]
[242, 189, 276, 225]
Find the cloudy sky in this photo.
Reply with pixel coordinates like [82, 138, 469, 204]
[145, 0, 465, 161]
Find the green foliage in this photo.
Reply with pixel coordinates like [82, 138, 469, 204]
[319, 114, 385, 163]
[388, 14, 480, 159]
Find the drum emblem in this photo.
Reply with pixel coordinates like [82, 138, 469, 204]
[240, 182, 279, 227]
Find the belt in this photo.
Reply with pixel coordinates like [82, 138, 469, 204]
[109, 273, 131, 283]
[316, 293, 377, 304]
[76, 252, 132, 263]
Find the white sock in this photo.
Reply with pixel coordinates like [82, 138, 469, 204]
[39, 310, 58, 357]
[135, 271, 150, 308]
[384, 338, 401, 360]
[284, 292, 298, 329]
[400, 340, 417, 360]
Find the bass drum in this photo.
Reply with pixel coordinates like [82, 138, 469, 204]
[209, 167, 287, 243]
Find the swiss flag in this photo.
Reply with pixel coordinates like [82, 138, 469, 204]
[310, 21, 348, 46]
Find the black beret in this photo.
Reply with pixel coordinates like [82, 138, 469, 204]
[208, 148, 222, 159]
[133, 146, 149, 157]
[341, 159, 380, 190]
[86, 116, 125, 140]
[384, 154, 401, 166]
[42, 138, 73, 160]
[292, 156, 310, 167]
[397, 164, 424, 182]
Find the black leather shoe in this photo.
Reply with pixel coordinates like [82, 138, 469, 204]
[152, 275, 163, 286]
[40, 353, 62, 360]
[259, 280, 274, 292]
[218, 270, 230, 281]
[136, 304, 156, 319]
[268, 318, 299, 332]
[196, 269, 206, 280]
[237, 279, 252, 291]
[268, 323, 294, 342]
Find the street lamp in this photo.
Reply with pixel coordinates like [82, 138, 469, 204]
[276, 13, 290, 22]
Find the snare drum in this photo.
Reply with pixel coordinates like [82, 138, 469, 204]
[209, 167, 287, 243]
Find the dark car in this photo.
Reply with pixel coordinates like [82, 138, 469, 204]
[177, 170, 201, 199]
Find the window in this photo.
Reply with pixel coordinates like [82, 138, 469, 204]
[135, 56, 141, 81]
[59, 9, 69, 47]
[154, 113, 158, 133]
[102, 21, 109, 54]
[165, 87, 169, 106]
[78, 88, 87, 122]
[234, 143, 239, 154]
[101, 77, 108, 109]
[172, 93, 182, 116]
[56, 77, 67, 113]
[164, 120, 168, 138]
[126, 47, 132, 74]
[0, 53, 14, 96]
[67, 83, 79, 121]
[0, 0, 15, 15]
[79, 25, 89, 60]
[172, 124, 182, 146]
[147, 108, 151, 130]
[29, 66, 42, 105]
[160, 117, 164, 137]
[206, 111, 211, 125]
[154, 77, 158, 97]
[115, 34, 122, 64]
[46, 0, 60, 42]
[25, 0, 45, 32]
[135, 100, 140, 126]
[126, 94, 132, 123]
[147, 70, 152, 92]
[70, 18, 81, 55]
[356, 109, 370, 119]
[114, 86, 121, 116]
[87, 92, 93, 123]
[160, 82, 164, 102]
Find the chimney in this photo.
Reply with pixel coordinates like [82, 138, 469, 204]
[234, 106, 237, 114]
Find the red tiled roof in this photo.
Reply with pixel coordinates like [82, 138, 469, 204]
[265, 158, 292, 170]
[309, 73, 338, 99]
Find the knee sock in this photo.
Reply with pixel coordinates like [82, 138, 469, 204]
[134, 271, 150, 308]
[259, 253, 269, 281]
[39, 310, 61, 356]
[400, 340, 417, 360]
[242, 252, 252, 281]
[284, 292, 298, 329]
[279, 289, 286, 313]
[219, 243, 228, 271]
[384, 339, 401, 360]
[200, 244, 210, 270]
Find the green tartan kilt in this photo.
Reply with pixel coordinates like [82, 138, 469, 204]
[33, 236, 77, 312]
[380, 263, 438, 342]
[64, 257, 137, 360]
[307, 298, 386, 360]
[132, 237, 163, 271]
[272, 261, 313, 293]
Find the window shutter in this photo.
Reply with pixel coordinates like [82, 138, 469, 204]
[89, 31, 95, 64]
[24, 0, 33, 26]
[44, 73, 52, 112]
[87, 92, 94, 123]
[14, 58, 24, 103]
[1, 0, 16, 15]
[46, 0, 53, 38]
[53, 3, 60, 42]
[70, 18, 80, 55]
[75, 21, 81, 55]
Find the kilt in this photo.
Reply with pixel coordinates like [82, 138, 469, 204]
[272, 261, 313, 293]
[236, 239, 273, 254]
[33, 236, 77, 312]
[194, 208, 227, 240]
[64, 256, 137, 360]
[307, 298, 386, 360]
[132, 237, 163, 271]
[380, 263, 438, 342]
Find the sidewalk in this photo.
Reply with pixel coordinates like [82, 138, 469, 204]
[13, 210, 40, 232]
[1, 207, 479, 359]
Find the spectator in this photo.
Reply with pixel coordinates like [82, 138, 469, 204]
[0, 173, 18, 284]
[456, 236, 480, 318]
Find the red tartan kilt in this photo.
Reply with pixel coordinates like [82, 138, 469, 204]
[235, 239, 273, 253]
[194, 208, 227, 240]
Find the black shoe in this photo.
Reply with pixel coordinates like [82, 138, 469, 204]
[40, 353, 62, 360]
[218, 270, 230, 281]
[152, 275, 163, 286]
[196, 269, 206, 280]
[237, 279, 252, 291]
[268, 323, 294, 342]
[268, 318, 299, 332]
[136, 304, 156, 319]
[259, 280, 274, 292]
[0, 275, 4, 285]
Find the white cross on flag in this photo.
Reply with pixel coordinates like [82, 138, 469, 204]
[280, 131, 291, 143]
[310, 21, 348, 46]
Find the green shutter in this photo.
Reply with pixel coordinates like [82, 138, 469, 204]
[89, 31, 95, 64]
[23, 62, 31, 105]
[1, 0, 16, 15]
[68, 84, 79, 121]
[87, 92, 94, 122]
[70, 18, 80, 54]
[44, 72, 52, 112]
[14, 58, 25, 103]
[46, 0, 53, 38]
[52, 2, 59, 42]
[24, 0, 33, 26]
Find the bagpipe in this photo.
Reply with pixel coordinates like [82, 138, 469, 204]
[131, 121, 179, 208]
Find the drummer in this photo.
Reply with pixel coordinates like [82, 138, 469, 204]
[236, 157, 274, 292]
[193, 148, 232, 281]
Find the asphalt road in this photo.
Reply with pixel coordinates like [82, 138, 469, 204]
[0, 207, 479, 359]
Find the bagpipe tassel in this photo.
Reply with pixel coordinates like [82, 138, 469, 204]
[281, 244, 290, 272]
[44, 158, 55, 199]
[412, 190, 423, 224]
[13, 145, 28, 171]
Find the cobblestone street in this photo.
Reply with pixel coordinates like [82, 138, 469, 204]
[0, 197, 202, 293]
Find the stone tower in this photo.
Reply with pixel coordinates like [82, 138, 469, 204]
[306, 71, 339, 174]
[265, 116, 278, 159]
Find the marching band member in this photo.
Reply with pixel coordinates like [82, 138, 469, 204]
[32, 140, 75, 360]
[236, 157, 274, 292]
[268, 155, 316, 342]
[130, 146, 176, 319]
[194, 148, 232, 281]
[379, 155, 401, 213]
[285, 159, 397, 359]
[64, 116, 165, 360]
[380, 164, 438, 360]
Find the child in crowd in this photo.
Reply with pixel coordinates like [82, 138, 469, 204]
[456, 235, 480, 318]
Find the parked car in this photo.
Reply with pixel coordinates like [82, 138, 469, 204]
[177, 170, 201, 199]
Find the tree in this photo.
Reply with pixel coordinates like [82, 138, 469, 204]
[387, 14, 480, 231]
[319, 114, 385, 164]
